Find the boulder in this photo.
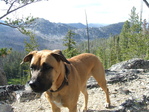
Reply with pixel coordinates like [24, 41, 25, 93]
[0, 68, 7, 85]
[116, 95, 149, 112]
[106, 71, 139, 84]
[0, 103, 13, 112]
[0, 85, 25, 101]
[15, 90, 40, 102]
[0, 84, 41, 102]
[108, 58, 149, 71]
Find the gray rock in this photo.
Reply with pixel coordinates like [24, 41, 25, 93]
[115, 95, 149, 112]
[15, 90, 41, 102]
[0, 84, 41, 102]
[108, 58, 149, 71]
[0, 85, 25, 101]
[0, 103, 13, 112]
[107, 72, 139, 84]
[0, 68, 7, 85]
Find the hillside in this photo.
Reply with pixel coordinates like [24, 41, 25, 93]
[0, 18, 124, 51]
[0, 25, 27, 51]
[0, 25, 47, 50]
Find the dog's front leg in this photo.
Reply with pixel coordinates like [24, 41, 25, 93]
[44, 92, 61, 112]
[68, 105, 77, 112]
[81, 86, 88, 111]
[50, 102, 61, 112]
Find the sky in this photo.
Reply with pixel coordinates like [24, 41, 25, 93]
[0, 0, 149, 24]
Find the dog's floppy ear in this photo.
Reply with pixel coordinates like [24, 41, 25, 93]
[51, 50, 70, 64]
[20, 51, 37, 64]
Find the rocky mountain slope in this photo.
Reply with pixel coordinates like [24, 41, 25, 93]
[0, 18, 124, 51]
[0, 58, 149, 112]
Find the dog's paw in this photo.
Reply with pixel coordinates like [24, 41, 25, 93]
[82, 107, 87, 112]
[104, 103, 110, 108]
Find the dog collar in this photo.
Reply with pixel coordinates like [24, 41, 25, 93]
[50, 78, 68, 92]
[50, 64, 69, 92]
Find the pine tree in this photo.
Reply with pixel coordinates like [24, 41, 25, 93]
[23, 29, 39, 53]
[119, 20, 131, 60]
[63, 30, 79, 58]
[142, 19, 149, 59]
[0, 48, 12, 57]
[97, 6, 148, 68]
[119, 7, 143, 60]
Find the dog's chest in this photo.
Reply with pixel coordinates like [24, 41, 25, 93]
[53, 100, 63, 108]
[51, 93, 64, 108]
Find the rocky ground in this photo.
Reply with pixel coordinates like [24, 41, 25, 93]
[9, 74, 149, 112]
[1, 58, 149, 112]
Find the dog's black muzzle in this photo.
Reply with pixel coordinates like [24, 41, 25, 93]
[28, 80, 40, 91]
[28, 79, 52, 93]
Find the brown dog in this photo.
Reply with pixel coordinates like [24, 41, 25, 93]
[21, 50, 110, 112]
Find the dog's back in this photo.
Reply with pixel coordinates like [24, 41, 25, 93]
[68, 53, 102, 69]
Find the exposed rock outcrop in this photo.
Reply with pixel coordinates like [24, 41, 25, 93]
[116, 95, 149, 112]
[0, 103, 13, 112]
[108, 58, 149, 71]
[0, 68, 7, 85]
[0, 85, 25, 101]
[0, 84, 41, 104]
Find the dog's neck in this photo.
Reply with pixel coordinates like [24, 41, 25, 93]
[50, 64, 69, 92]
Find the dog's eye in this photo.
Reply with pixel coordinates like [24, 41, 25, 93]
[30, 65, 35, 70]
[42, 63, 53, 71]
[30, 65, 38, 71]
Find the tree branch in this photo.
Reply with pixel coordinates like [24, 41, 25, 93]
[0, 22, 18, 28]
[0, 2, 32, 19]
[0, 0, 42, 19]
[7, 0, 16, 14]
[143, 0, 149, 8]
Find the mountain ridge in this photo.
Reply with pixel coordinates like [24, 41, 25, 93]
[0, 18, 124, 51]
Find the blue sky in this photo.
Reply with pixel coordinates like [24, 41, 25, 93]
[0, 0, 149, 24]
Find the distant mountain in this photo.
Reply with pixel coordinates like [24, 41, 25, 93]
[0, 20, 5, 23]
[31, 18, 76, 35]
[66, 23, 86, 28]
[0, 18, 124, 51]
[88, 23, 108, 28]
[66, 23, 107, 28]
[0, 25, 27, 50]
[73, 22, 124, 39]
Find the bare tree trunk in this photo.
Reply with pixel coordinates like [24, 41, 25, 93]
[85, 10, 90, 53]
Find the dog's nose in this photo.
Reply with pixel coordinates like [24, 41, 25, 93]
[28, 80, 39, 89]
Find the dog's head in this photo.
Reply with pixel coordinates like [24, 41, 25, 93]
[21, 50, 70, 93]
